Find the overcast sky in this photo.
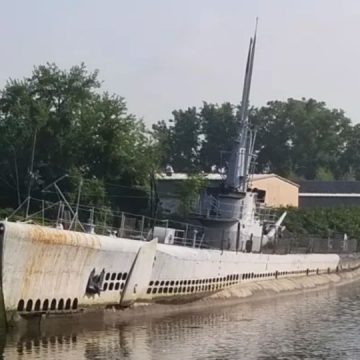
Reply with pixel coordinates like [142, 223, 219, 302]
[1, 0, 360, 126]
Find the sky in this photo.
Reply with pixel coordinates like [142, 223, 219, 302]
[1, 0, 360, 126]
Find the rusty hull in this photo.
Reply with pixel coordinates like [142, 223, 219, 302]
[0, 221, 143, 323]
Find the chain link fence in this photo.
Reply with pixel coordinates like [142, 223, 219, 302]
[262, 233, 358, 254]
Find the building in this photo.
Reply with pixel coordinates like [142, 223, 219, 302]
[248, 174, 299, 207]
[156, 173, 299, 215]
[299, 181, 360, 208]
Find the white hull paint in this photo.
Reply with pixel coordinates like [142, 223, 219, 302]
[0, 221, 344, 324]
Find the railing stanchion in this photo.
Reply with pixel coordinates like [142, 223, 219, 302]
[42, 200, 45, 226]
[140, 215, 145, 240]
[192, 229, 198, 248]
[117, 212, 124, 238]
[184, 224, 188, 246]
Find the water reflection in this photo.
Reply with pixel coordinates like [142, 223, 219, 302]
[2, 282, 360, 359]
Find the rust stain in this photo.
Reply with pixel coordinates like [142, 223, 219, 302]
[28, 225, 102, 249]
[7, 224, 103, 300]
[19, 245, 99, 300]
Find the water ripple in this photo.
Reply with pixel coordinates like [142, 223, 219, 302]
[2, 282, 360, 360]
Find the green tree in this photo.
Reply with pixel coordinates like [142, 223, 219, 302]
[177, 174, 208, 216]
[152, 107, 201, 172]
[0, 63, 158, 211]
[283, 206, 360, 242]
[153, 98, 354, 182]
[251, 98, 351, 179]
[199, 102, 238, 171]
[152, 119, 172, 168]
[339, 123, 360, 180]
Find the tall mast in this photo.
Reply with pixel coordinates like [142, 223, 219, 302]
[225, 20, 257, 192]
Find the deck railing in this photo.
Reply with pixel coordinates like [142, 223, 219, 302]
[4, 197, 357, 254]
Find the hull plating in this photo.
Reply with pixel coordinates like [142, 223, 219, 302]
[0, 221, 343, 324]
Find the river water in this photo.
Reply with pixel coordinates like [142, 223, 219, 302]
[1, 281, 360, 360]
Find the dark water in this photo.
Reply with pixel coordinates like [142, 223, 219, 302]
[2, 282, 360, 360]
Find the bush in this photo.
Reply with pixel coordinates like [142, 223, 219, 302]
[280, 206, 360, 240]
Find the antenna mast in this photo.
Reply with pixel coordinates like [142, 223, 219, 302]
[225, 19, 258, 192]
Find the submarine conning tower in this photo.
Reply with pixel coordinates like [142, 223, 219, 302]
[195, 23, 264, 252]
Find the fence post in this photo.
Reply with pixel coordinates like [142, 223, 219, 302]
[140, 215, 145, 240]
[102, 210, 108, 235]
[192, 229, 198, 248]
[42, 200, 45, 226]
[221, 229, 225, 253]
[119, 212, 125, 238]
[184, 224, 188, 246]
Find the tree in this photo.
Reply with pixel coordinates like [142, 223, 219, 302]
[199, 102, 238, 171]
[152, 119, 172, 168]
[177, 174, 208, 216]
[0, 63, 158, 211]
[152, 107, 201, 172]
[339, 123, 360, 180]
[153, 98, 354, 182]
[250, 100, 294, 177]
[152, 103, 239, 173]
[251, 98, 351, 179]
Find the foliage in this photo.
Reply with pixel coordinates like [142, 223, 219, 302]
[315, 167, 334, 181]
[0, 63, 158, 211]
[282, 206, 360, 240]
[176, 174, 208, 216]
[153, 108, 201, 172]
[0, 208, 14, 220]
[339, 123, 360, 180]
[251, 98, 351, 179]
[153, 98, 355, 181]
[199, 102, 239, 171]
[3, 62, 360, 221]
